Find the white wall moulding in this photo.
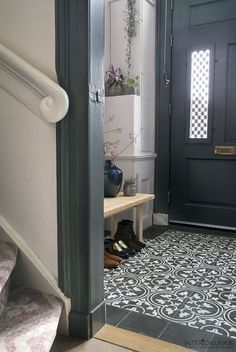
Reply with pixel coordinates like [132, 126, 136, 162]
[141, 0, 156, 152]
[104, 0, 156, 227]
[105, 0, 156, 154]
[0, 42, 69, 123]
[105, 95, 142, 157]
[117, 153, 157, 161]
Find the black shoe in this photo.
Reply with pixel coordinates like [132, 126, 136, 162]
[117, 240, 136, 256]
[104, 238, 129, 259]
[114, 222, 142, 253]
[121, 219, 146, 248]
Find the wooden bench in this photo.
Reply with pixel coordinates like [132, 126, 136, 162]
[104, 193, 155, 241]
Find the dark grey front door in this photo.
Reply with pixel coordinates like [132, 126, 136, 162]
[170, 0, 236, 228]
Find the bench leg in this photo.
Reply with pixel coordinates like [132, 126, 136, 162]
[136, 205, 143, 242]
[110, 215, 118, 238]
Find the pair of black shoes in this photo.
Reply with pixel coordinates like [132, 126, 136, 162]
[114, 220, 146, 254]
[104, 238, 135, 259]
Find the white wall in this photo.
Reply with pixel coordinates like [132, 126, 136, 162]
[104, 0, 156, 228]
[0, 0, 58, 277]
[105, 0, 156, 153]
[141, 0, 156, 152]
[0, 0, 56, 81]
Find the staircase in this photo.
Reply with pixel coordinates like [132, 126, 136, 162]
[0, 239, 62, 352]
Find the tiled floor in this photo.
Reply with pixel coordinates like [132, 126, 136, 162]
[105, 225, 236, 351]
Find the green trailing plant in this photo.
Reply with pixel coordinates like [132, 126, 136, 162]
[126, 76, 139, 88]
[124, 0, 137, 76]
[125, 75, 139, 92]
[123, 176, 136, 196]
[124, 177, 136, 186]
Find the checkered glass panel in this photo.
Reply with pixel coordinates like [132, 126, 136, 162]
[189, 49, 210, 139]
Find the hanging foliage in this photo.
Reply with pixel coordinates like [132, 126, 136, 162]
[124, 0, 137, 76]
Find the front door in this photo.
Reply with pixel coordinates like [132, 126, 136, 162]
[170, 0, 236, 228]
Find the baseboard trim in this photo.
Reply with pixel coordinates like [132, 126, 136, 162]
[69, 311, 90, 340]
[69, 301, 105, 339]
[95, 324, 194, 352]
[153, 213, 169, 225]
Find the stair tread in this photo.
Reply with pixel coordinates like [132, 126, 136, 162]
[0, 280, 10, 318]
[0, 285, 62, 352]
[0, 240, 18, 294]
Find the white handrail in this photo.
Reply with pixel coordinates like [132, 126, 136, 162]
[0, 43, 69, 123]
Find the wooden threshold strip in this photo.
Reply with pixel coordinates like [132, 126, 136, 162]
[95, 325, 196, 352]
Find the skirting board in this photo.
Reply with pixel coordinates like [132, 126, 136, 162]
[95, 325, 195, 352]
[69, 301, 105, 339]
[153, 213, 169, 226]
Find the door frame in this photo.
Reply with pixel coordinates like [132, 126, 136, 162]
[154, 0, 173, 215]
[55, 0, 105, 339]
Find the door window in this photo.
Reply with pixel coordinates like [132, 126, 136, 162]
[189, 49, 210, 139]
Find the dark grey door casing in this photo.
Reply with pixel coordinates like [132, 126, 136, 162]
[56, 0, 105, 339]
[155, 0, 172, 214]
[170, 0, 236, 228]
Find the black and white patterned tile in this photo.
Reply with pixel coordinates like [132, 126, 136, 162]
[104, 230, 236, 339]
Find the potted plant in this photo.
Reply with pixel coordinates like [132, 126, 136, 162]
[123, 177, 136, 196]
[123, 75, 139, 95]
[105, 65, 125, 96]
[105, 66, 139, 96]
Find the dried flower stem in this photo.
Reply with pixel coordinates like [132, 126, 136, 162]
[114, 128, 143, 159]
[104, 128, 122, 135]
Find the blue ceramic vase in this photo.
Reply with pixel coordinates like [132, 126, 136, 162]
[104, 160, 123, 197]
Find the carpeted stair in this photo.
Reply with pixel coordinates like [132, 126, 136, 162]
[0, 239, 62, 352]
